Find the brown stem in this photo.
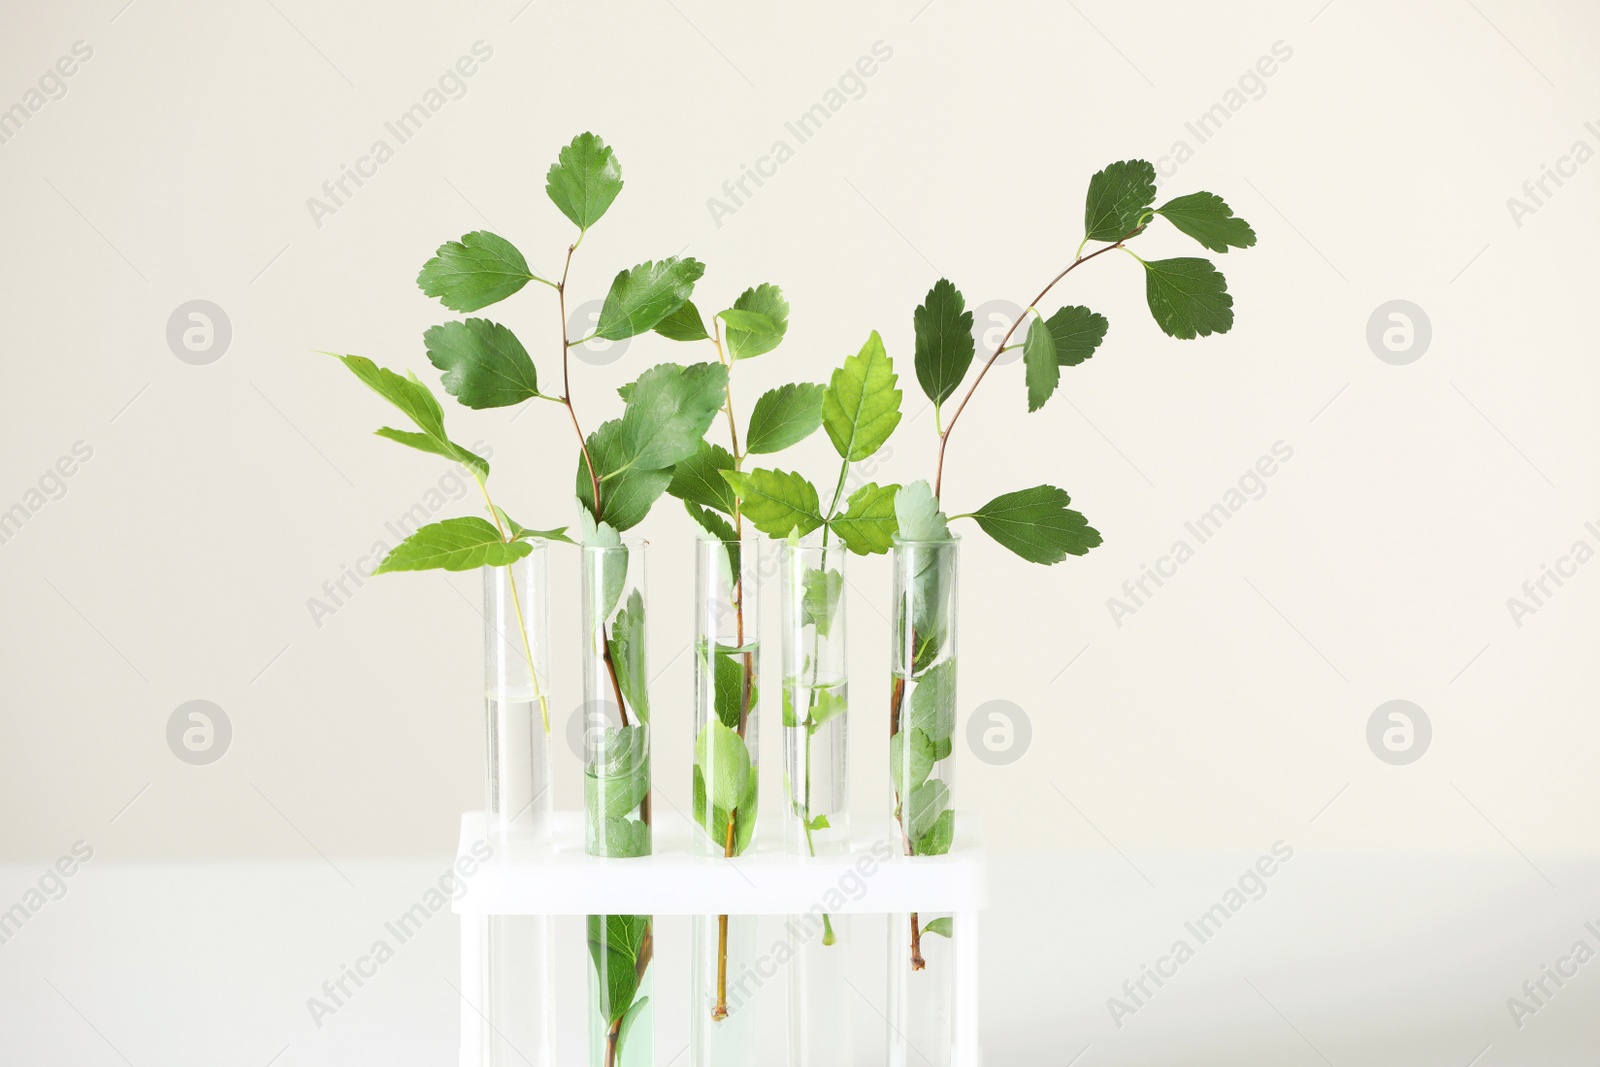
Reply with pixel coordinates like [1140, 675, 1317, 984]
[910, 913, 926, 970]
[933, 232, 1139, 497]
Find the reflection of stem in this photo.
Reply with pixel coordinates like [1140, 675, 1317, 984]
[910, 913, 926, 970]
[713, 816, 736, 1020]
[605, 920, 654, 1067]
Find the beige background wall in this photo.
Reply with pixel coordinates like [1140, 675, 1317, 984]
[2, 0, 1597, 865]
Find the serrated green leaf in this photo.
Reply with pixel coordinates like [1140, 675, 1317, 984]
[1155, 191, 1257, 253]
[596, 258, 706, 340]
[546, 132, 623, 232]
[722, 469, 824, 539]
[1084, 159, 1157, 242]
[913, 279, 975, 407]
[746, 383, 825, 454]
[1143, 257, 1234, 339]
[822, 331, 902, 462]
[696, 719, 752, 813]
[331, 354, 488, 481]
[619, 361, 729, 472]
[424, 318, 541, 409]
[907, 779, 950, 843]
[890, 727, 935, 798]
[1022, 314, 1058, 413]
[372, 517, 530, 574]
[724, 283, 789, 360]
[716, 308, 776, 335]
[1044, 305, 1109, 367]
[969, 485, 1102, 564]
[684, 502, 740, 576]
[577, 419, 675, 533]
[711, 644, 756, 732]
[607, 589, 649, 724]
[655, 300, 709, 342]
[894, 481, 950, 543]
[490, 505, 573, 544]
[909, 658, 957, 743]
[922, 916, 954, 937]
[801, 566, 844, 637]
[668, 440, 738, 515]
[830, 482, 899, 555]
[914, 810, 954, 857]
[416, 231, 536, 312]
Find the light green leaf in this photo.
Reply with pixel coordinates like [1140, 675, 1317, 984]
[331, 354, 488, 481]
[416, 231, 536, 312]
[424, 318, 541, 409]
[909, 658, 957, 743]
[969, 485, 1102, 564]
[585, 727, 650, 820]
[746, 383, 825, 454]
[684, 503, 740, 576]
[596, 258, 706, 340]
[1084, 159, 1157, 242]
[577, 419, 675, 533]
[545, 132, 623, 232]
[1143, 257, 1234, 339]
[1043, 305, 1109, 367]
[915, 809, 954, 856]
[616, 996, 649, 1062]
[618, 361, 729, 471]
[829, 482, 899, 555]
[913, 279, 975, 407]
[907, 779, 950, 842]
[822, 331, 902, 462]
[890, 727, 935, 798]
[667, 440, 738, 515]
[712, 645, 756, 731]
[599, 816, 650, 858]
[922, 916, 954, 938]
[1022, 314, 1058, 413]
[894, 481, 950, 543]
[722, 469, 824, 539]
[372, 517, 529, 574]
[490, 505, 573, 544]
[723, 283, 789, 360]
[1155, 191, 1257, 253]
[801, 566, 844, 637]
[733, 763, 759, 854]
[809, 687, 848, 730]
[808, 814, 831, 832]
[695, 720, 752, 813]
[607, 589, 649, 724]
[655, 300, 709, 342]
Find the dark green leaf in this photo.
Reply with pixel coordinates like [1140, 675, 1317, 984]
[722, 469, 824, 539]
[1043, 305, 1109, 367]
[914, 810, 955, 857]
[546, 132, 623, 232]
[909, 658, 957, 743]
[712, 646, 756, 732]
[829, 482, 899, 555]
[596, 258, 705, 340]
[668, 440, 738, 515]
[723, 283, 789, 359]
[330, 354, 488, 481]
[685, 502, 740, 576]
[1155, 191, 1257, 253]
[822, 331, 902, 461]
[607, 589, 649, 724]
[1022, 314, 1058, 413]
[655, 300, 709, 342]
[1084, 159, 1157, 241]
[416, 231, 536, 312]
[1143, 257, 1234, 339]
[890, 728, 935, 798]
[577, 419, 674, 532]
[424, 318, 541, 409]
[618, 361, 729, 471]
[913, 279, 975, 407]
[372, 517, 529, 574]
[969, 485, 1102, 564]
[746, 383, 825, 454]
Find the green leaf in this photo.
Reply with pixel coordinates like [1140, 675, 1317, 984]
[695, 719, 752, 813]
[894, 481, 950, 543]
[909, 658, 957, 743]
[490, 505, 573, 545]
[577, 419, 676, 533]
[330, 354, 488, 481]
[801, 566, 844, 637]
[684, 502, 740, 576]
[372, 517, 530, 574]
[596, 258, 706, 340]
[723, 284, 789, 359]
[907, 779, 950, 842]
[922, 917, 954, 938]
[1143, 257, 1234, 339]
[599, 816, 650, 858]
[822, 331, 902, 462]
[607, 590, 650, 724]
[712, 645, 756, 731]
[890, 728, 935, 798]
[1022, 314, 1058, 413]
[668, 440, 738, 515]
[1043, 305, 1109, 367]
[587, 913, 647, 1021]
[733, 763, 759, 854]
[1155, 191, 1257, 253]
[416, 231, 535, 312]
[915, 810, 955, 857]
[913, 279, 975, 407]
[588, 912, 649, 961]
[655, 300, 709, 342]
[546, 132, 623, 232]
[722, 469, 824, 539]
[618, 361, 729, 471]
[809, 814, 831, 832]
[829, 482, 899, 555]
[616, 996, 649, 1062]
[809, 687, 848, 730]
[424, 318, 541, 409]
[1084, 159, 1157, 242]
[746, 383, 825, 454]
[969, 485, 1102, 564]
[585, 726, 650, 819]
[579, 510, 628, 622]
